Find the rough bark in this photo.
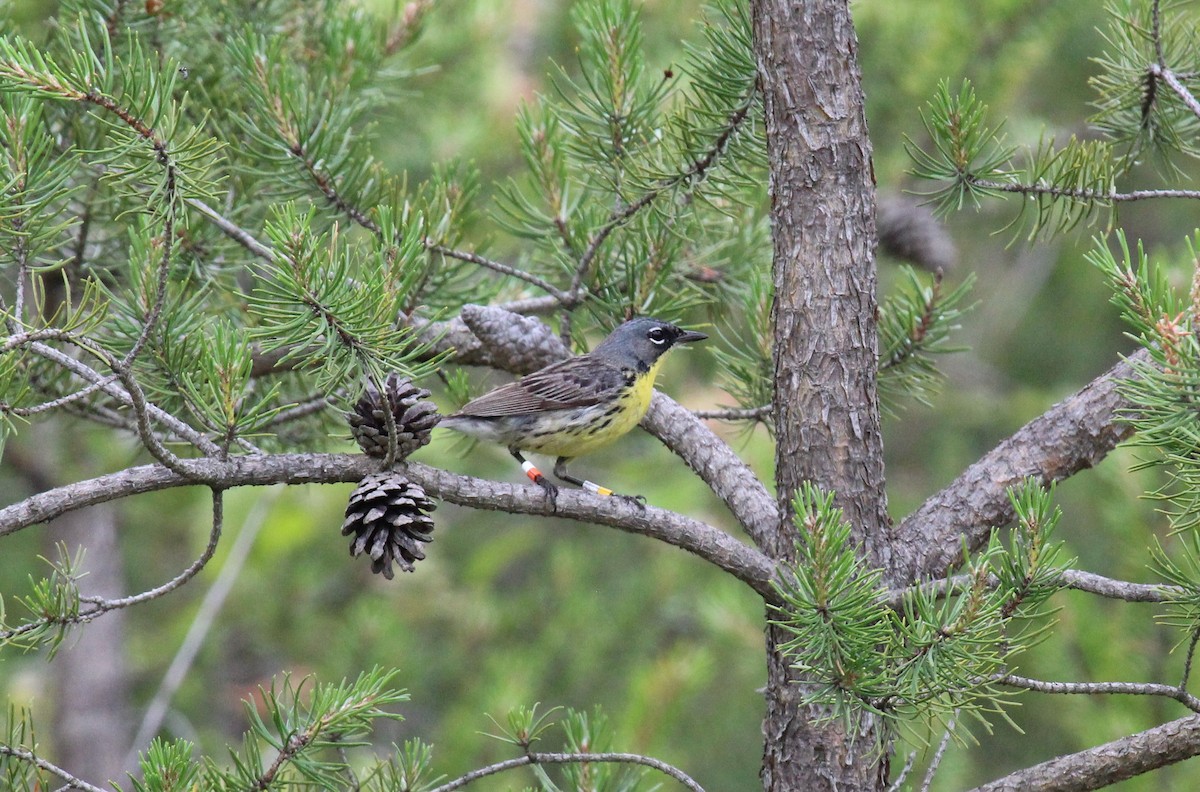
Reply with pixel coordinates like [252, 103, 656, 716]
[893, 351, 1141, 583]
[970, 714, 1200, 792]
[753, 0, 889, 789]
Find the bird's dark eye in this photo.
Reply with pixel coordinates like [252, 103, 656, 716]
[648, 327, 668, 345]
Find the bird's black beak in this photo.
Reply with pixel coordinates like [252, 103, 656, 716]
[675, 329, 707, 345]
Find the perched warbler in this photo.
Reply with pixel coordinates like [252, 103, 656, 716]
[440, 317, 707, 504]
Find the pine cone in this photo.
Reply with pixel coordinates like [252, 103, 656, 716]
[341, 472, 437, 578]
[347, 374, 440, 459]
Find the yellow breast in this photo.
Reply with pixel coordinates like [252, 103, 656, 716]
[518, 356, 667, 458]
[626, 356, 666, 416]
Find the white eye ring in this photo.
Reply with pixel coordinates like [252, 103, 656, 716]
[648, 328, 667, 345]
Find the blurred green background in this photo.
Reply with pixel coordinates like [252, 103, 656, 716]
[3, 0, 1198, 789]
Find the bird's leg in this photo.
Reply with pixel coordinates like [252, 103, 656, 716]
[553, 457, 646, 508]
[510, 448, 557, 508]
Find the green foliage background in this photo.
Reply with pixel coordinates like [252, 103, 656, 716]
[2, 0, 1198, 789]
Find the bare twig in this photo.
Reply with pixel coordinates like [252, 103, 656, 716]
[999, 674, 1200, 714]
[691, 404, 771, 422]
[263, 393, 337, 427]
[427, 751, 705, 792]
[110, 360, 192, 476]
[6, 376, 117, 417]
[187, 197, 277, 261]
[885, 567, 1179, 610]
[9, 329, 209, 469]
[967, 176, 1200, 204]
[920, 712, 957, 792]
[0, 745, 107, 792]
[27, 340, 220, 455]
[2, 489, 224, 643]
[1058, 568, 1174, 602]
[428, 243, 568, 300]
[886, 750, 918, 792]
[1150, 63, 1200, 122]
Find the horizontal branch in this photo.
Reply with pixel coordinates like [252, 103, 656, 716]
[886, 567, 1177, 609]
[893, 350, 1142, 583]
[1058, 568, 1175, 602]
[691, 404, 772, 421]
[971, 176, 1200, 204]
[999, 673, 1200, 714]
[969, 713, 1200, 791]
[0, 454, 778, 600]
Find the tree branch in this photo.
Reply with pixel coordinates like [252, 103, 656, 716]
[0, 455, 778, 600]
[1, 489, 224, 644]
[1058, 568, 1173, 602]
[893, 350, 1142, 583]
[969, 713, 1200, 791]
[187, 197, 277, 261]
[885, 567, 1178, 609]
[999, 673, 1200, 714]
[1150, 63, 1200, 122]
[691, 404, 771, 422]
[27, 340, 221, 455]
[644, 393, 776, 550]
[0, 744, 106, 792]
[968, 177, 1200, 204]
[427, 751, 705, 792]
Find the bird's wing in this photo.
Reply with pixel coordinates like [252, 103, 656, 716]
[455, 355, 626, 417]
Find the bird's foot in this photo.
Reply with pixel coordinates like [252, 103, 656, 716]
[533, 474, 559, 512]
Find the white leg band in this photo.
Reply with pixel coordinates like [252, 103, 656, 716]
[583, 480, 614, 496]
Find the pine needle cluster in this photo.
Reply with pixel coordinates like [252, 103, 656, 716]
[1092, 231, 1200, 640]
[910, 1, 1200, 240]
[772, 481, 1066, 741]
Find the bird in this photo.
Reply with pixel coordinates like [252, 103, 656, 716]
[439, 317, 707, 505]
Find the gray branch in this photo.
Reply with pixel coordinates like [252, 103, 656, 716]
[893, 351, 1142, 583]
[969, 713, 1200, 791]
[999, 673, 1200, 714]
[0, 745, 108, 792]
[0, 454, 778, 599]
[886, 567, 1178, 609]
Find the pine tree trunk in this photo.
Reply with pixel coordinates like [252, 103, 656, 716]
[751, 1, 891, 789]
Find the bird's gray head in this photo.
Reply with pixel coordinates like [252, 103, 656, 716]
[591, 317, 707, 371]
